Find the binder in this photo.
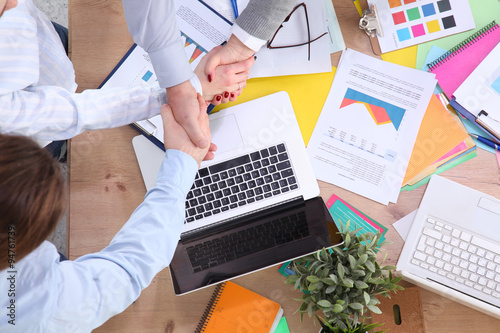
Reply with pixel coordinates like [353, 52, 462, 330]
[428, 21, 500, 99]
[195, 281, 283, 333]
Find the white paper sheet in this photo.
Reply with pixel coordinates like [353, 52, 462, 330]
[175, 0, 332, 78]
[307, 49, 437, 205]
[393, 209, 417, 241]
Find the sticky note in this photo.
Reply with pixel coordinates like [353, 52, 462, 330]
[397, 28, 412, 41]
[393, 11, 406, 25]
[389, 0, 402, 8]
[437, 0, 452, 12]
[426, 19, 441, 33]
[442, 15, 456, 29]
[412, 24, 426, 37]
[421, 3, 436, 17]
[407, 7, 421, 21]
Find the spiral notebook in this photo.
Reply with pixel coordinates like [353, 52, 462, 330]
[195, 281, 283, 333]
[428, 20, 500, 99]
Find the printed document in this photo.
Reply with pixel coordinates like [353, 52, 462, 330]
[307, 49, 437, 205]
[175, 0, 332, 77]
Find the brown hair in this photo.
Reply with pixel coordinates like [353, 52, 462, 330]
[0, 134, 66, 270]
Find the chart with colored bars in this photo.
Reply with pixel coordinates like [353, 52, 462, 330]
[341, 88, 405, 131]
[325, 88, 405, 161]
[183, 33, 207, 65]
[374, 0, 474, 53]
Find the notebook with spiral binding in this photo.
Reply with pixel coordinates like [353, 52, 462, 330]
[195, 281, 283, 333]
[428, 21, 500, 99]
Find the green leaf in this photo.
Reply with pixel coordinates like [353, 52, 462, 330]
[294, 277, 302, 290]
[321, 277, 336, 285]
[326, 285, 337, 294]
[365, 260, 375, 272]
[348, 254, 356, 270]
[357, 253, 368, 265]
[391, 276, 403, 284]
[342, 278, 354, 288]
[317, 300, 333, 308]
[348, 302, 364, 310]
[321, 248, 329, 261]
[329, 274, 338, 284]
[363, 291, 370, 305]
[354, 280, 369, 289]
[337, 262, 345, 279]
[369, 277, 386, 284]
[345, 232, 351, 247]
[306, 275, 320, 283]
[367, 304, 382, 314]
[333, 303, 344, 313]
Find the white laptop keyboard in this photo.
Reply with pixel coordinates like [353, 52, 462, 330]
[411, 217, 500, 302]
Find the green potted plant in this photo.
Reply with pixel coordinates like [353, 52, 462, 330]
[285, 221, 403, 333]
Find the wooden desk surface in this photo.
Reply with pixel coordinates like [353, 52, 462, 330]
[68, 0, 500, 331]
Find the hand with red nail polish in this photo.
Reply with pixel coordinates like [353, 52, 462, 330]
[193, 45, 253, 106]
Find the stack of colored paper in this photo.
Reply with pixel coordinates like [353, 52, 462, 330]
[401, 93, 475, 191]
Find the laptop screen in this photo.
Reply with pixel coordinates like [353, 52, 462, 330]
[169, 197, 343, 295]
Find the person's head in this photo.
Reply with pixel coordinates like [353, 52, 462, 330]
[0, 134, 66, 270]
[0, 0, 17, 18]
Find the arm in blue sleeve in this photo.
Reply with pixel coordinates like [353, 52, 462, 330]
[122, 0, 194, 88]
[49, 150, 197, 330]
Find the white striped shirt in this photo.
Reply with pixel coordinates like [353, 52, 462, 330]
[0, 0, 167, 146]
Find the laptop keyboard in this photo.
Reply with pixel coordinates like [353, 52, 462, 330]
[411, 217, 500, 301]
[184, 143, 299, 223]
[187, 211, 309, 272]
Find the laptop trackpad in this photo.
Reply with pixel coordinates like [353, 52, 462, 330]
[472, 197, 500, 237]
[209, 114, 243, 154]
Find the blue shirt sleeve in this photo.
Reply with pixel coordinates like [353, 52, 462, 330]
[47, 150, 197, 330]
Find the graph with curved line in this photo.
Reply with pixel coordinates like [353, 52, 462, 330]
[340, 88, 406, 131]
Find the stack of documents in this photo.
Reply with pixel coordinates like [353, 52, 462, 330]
[400, 93, 473, 191]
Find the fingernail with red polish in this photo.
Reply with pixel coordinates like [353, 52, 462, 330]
[208, 74, 212, 83]
[216, 95, 221, 101]
[224, 92, 229, 98]
[230, 93, 235, 98]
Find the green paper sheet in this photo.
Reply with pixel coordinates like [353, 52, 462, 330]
[275, 317, 290, 333]
[401, 149, 477, 191]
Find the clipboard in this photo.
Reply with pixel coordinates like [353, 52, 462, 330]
[358, 0, 383, 55]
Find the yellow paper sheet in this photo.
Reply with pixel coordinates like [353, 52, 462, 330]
[212, 68, 336, 146]
[380, 46, 418, 68]
[403, 94, 469, 185]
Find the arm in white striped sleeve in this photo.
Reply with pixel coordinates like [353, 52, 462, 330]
[0, 84, 166, 142]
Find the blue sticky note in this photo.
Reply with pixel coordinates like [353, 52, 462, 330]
[142, 70, 153, 82]
[397, 28, 411, 42]
[422, 3, 436, 17]
[491, 75, 500, 94]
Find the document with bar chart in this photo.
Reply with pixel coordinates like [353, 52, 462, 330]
[99, 36, 205, 138]
[307, 49, 437, 205]
[372, 0, 475, 53]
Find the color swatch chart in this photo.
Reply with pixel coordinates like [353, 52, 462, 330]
[374, 0, 475, 53]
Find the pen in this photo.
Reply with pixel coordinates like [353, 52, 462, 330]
[207, 103, 215, 114]
[470, 133, 500, 151]
[230, 0, 238, 19]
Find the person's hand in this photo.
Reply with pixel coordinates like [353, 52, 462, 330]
[203, 35, 255, 87]
[166, 81, 209, 149]
[194, 44, 254, 105]
[161, 94, 216, 166]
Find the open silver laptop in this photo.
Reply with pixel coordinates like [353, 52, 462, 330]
[397, 175, 500, 319]
[133, 92, 343, 294]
